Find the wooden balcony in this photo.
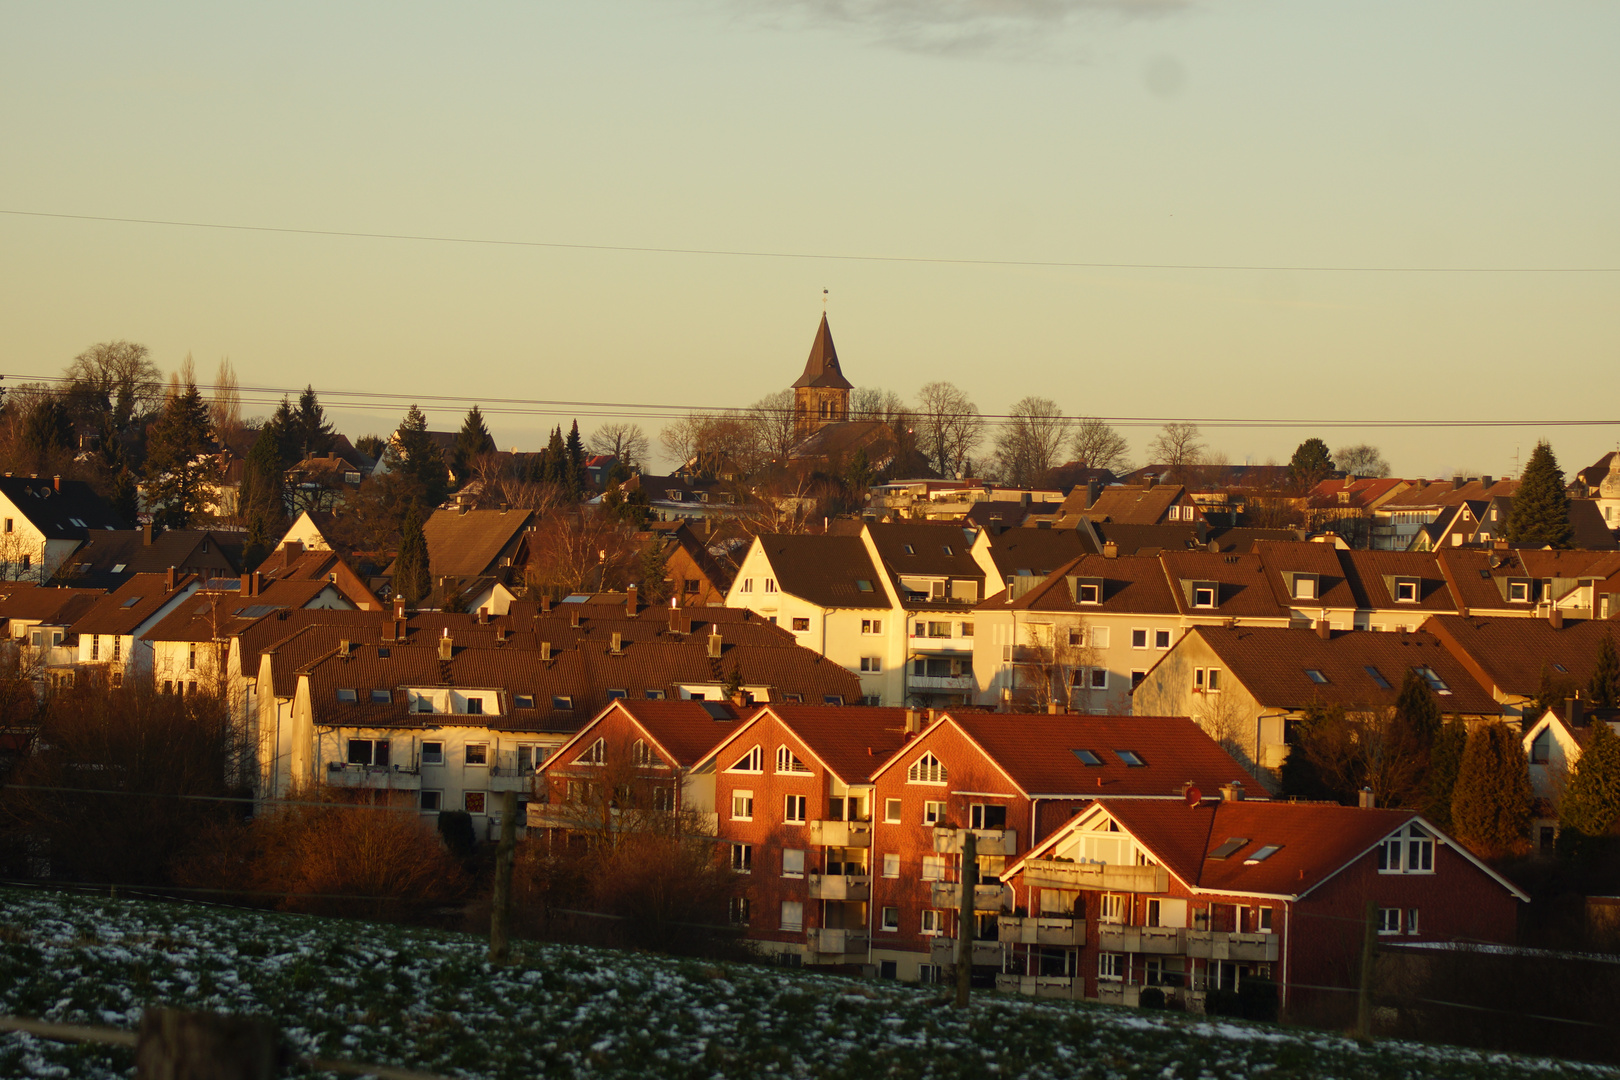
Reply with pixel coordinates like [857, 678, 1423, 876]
[1021, 859, 1168, 894]
[808, 873, 871, 901]
[933, 827, 1018, 857]
[1095, 924, 1186, 955]
[929, 881, 1009, 912]
[998, 915, 1084, 947]
[809, 820, 873, 848]
[929, 938, 1004, 967]
[1185, 930, 1279, 963]
[806, 927, 869, 955]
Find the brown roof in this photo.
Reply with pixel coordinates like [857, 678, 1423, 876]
[1307, 477, 1409, 510]
[1158, 550, 1290, 619]
[947, 714, 1256, 798]
[1378, 478, 1518, 510]
[71, 573, 197, 637]
[994, 553, 1179, 615]
[1336, 550, 1459, 612]
[1252, 540, 1359, 610]
[1189, 625, 1499, 714]
[1089, 522, 1205, 555]
[1060, 484, 1191, 524]
[977, 525, 1093, 583]
[416, 508, 534, 580]
[1422, 615, 1620, 699]
[697, 704, 913, 784]
[545, 700, 745, 771]
[790, 314, 853, 391]
[49, 528, 244, 589]
[0, 584, 106, 624]
[865, 521, 984, 581]
[755, 534, 888, 609]
[142, 579, 342, 643]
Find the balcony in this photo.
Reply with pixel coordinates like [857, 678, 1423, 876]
[909, 674, 975, 691]
[933, 827, 1017, 857]
[1096, 982, 1142, 1008]
[808, 873, 871, 901]
[1021, 859, 1168, 894]
[1185, 930, 1279, 963]
[1095, 924, 1187, 955]
[806, 927, 869, 955]
[810, 820, 873, 848]
[998, 915, 1084, 948]
[324, 763, 421, 790]
[995, 973, 1081, 1000]
[930, 881, 1009, 912]
[929, 938, 1003, 967]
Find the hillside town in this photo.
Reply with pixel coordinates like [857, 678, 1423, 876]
[0, 322, 1616, 1047]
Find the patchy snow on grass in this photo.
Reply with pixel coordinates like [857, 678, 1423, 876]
[0, 887, 1614, 1080]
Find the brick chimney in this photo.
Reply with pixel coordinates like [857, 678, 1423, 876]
[52, 475, 61, 493]
[142, 523, 154, 546]
[1358, 787, 1376, 809]
[707, 632, 722, 659]
[626, 585, 638, 617]
[477, 607, 489, 624]
[1316, 619, 1332, 640]
[165, 566, 176, 590]
[904, 708, 921, 735]
[1103, 541, 1118, 559]
[1550, 608, 1564, 630]
[611, 631, 623, 654]
[540, 596, 552, 613]
[438, 629, 453, 661]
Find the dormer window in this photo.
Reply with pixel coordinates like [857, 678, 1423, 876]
[1078, 582, 1100, 604]
[1192, 584, 1216, 609]
[1508, 580, 1530, 603]
[1394, 579, 1418, 603]
[1292, 575, 1318, 601]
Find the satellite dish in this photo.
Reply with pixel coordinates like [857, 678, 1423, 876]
[1185, 785, 1203, 807]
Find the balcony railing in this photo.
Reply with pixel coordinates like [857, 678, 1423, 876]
[1095, 924, 1187, 955]
[933, 827, 1017, 857]
[324, 763, 422, 789]
[809, 820, 873, 848]
[1021, 859, 1169, 894]
[909, 674, 975, 690]
[929, 938, 1003, 967]
[998, 915, 1084, 947]
[994, 973, 1081, 1000]
[929, 881, 1008, 912]
[808, 873, 871, 901]
[1184, 930, 1279, 963]
[806, 927, 869, 955]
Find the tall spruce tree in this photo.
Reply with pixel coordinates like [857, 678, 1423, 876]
[394, 505, 431, 606]
[1288, 437, 1334, 492]
[565, 420, 586, 494]
[1424, 719, 1469, 831]
[267, 397, 300, 467]
[239, 425, 288, 569]
[1589, 633, 1619, 709]
[1558, 721, 1620, 856]
[1505, 441, 1574, 548]
[143, 381, 218, 529]
[393, 405, 447, 508]
[1393, 668, 1444, 746]
[453, 406, 495, 482]
[542, 426, 568, 486]
[1450, 723, 1533, 858]
[292, 384, 336, 459]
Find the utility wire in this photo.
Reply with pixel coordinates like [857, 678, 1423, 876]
[4, 208, 1619, 274]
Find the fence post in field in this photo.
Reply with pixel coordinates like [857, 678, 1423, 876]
[134, 1007, 281, 1080]
[955, 828, 977, 1009]
[490, 787, 518, 963]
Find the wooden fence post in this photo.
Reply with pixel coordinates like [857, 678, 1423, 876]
[1355, 900, 1377, 1040]
[955, 829, 977, 1009]
[134, 1007, 280, 1080]
[489, 787, 518, 963]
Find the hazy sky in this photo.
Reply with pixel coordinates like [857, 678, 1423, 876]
[3, 1, 1617, 478]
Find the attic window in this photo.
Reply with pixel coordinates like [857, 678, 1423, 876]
[1552, 663, 1567, 673]
[1394, 579, 1418, 603]
[111, 563, 126, 573]
[605, 689, 626, 700]
[515, 694, 536, 708]
[1415, 666, 1450, 694]
[336, 688, 358, 703]
[552, 695, 574, 710]
[1292, 575, 1317, 600]
[1364, 666, 1391, 690]
[1243, 845, 1283, 865]
[1072, 749, 1103, 766]
[644, 689, 665, 700]
[1114, 749, 1145, 767]
[1192, 585, 1216, 609]
[1077, 582, 1101, 604]
[1208, 837, 1250, 860]
[1305, 669, 1328, 684]
[855, 579, 874, 592]
[822, 695, 844, 705]
[370, 689, 390, 703]
[903, 544, 915, 555]
[1508, 580, 1530, 603]
[121, 597, 142, 608]
[942, 545, 954, 556]
[907, 752, 947, 784]
[377, 647, 390, 658]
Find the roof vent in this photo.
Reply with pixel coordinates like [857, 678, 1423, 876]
[540, 641, 552, 662]
[1220, 781, 1245, 802]
[1358, 787, 1376, 809]
[1103, 541, 1118, 559]
[611, 631, 623, 655]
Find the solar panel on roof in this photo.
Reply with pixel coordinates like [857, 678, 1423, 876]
[232, 605, 283, 618]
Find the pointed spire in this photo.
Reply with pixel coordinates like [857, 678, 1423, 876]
[792, 314, 853, 390]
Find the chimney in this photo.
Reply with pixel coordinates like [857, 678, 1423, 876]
[1358, 787, 1376, 809]
[670, 608, 690, 635]
[707, 632, 722, 659]
[904, 708, 921, 735]
[611, 631, 623, 654]
[1103, 541, 1118, 559]
[142, 523, 154, 546]
[988, 516, 1003, 537]
[540, 596, 552, 613]
[626, 585, 638, 617]
[1563, 696, 1582, 727]
[1481, 476, 1493, 488]
[240, 573, 251, 594]
[477, 607, 489, 624]
[438, 629, 453, 661]
[540, 641, 552, 662]
[1316, 619, 1331, 640]
[52, 475, 60, 493]
[165, 567, 176, 590]
[1550, 608, 1564, 630]
[1221, 781, 1245, 802]
[284, 540, 304, 560]
[1047, 701, 1062, 714]
[569, 609, 581, 629]
[340, 639, 353, 656]
[1452, 475, 1464, 489]
[1086, 479, 1102, 509]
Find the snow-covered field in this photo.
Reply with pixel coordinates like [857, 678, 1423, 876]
[0, 886, 1612, 1080]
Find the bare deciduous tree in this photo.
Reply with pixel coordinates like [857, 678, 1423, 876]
[749, 389, 798, 462]
[1012, 620, 1099, 712]
[915, 381, 982, 479]
[66, 340, 164, 433]
[209, 359, 242, 449]
[587, 422, 650, 471]
[993, 396, 1071, 489]
[1070, 417, 1131, 474]
[1148, 423, 1205, 483]
[523, 509, 640, 597]
[1334, 444, 1390, 478]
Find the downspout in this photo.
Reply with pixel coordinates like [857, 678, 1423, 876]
[1282, 900, 1292, 1012]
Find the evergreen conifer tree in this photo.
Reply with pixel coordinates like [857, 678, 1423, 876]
[108, 466, 140, 527]
[1559, 720, 1620, 854]
[394, 504, 431, 606]
[453, 406, 495, 483]
[637, 539, 670, 603]
[393, 405, 447, 508]
[292, 385, 335, 458]
[1277, 704, 1339, 802]
[1450, 723, 1533, 858]
[1424, 719, 1469, 830]
[1505, 441, 1574, 548]
[565, 420, 586, 495]
[239, 424, 288, 568]
[267, 397, 300, 467]
[542, 426, 568, 486]
[144, 381, 218, 529]
[20, 397, 74, 472]
[1589, 633, 1619, 709]
[1288, 437, 1334, 492]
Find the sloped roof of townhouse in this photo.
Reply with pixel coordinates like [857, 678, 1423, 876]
[977, 525, 1093, 585]
[0, 584, 106, 624]
[1335, 550, 1460, 613]
[1059, 483, 1188, 524]
[694, 704, 913, 783]
[141, 579, 343, 643]
[415, 507, 535, 580]
[990, 553, 1180, 615]
[70, 573, 197, 637]
[752, 534, 889, 610]
[49, 528, 244, 589]
[1421, 614, 1620, 700]
[543, 700, 746, 772]
[1158, 550, 1290, 619]
[0, 476, 128, 539]
[1184, 625, 1499, 715]
[1308, 476, 1409, 510]
[1377, 478, 1518, 510]
[1252, 540, 1360, 610]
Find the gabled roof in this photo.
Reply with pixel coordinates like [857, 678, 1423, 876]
[0, 584, 106, 624]
[751, 534, 888, 609]
[415, 508, 534, 580]
[1336, 550, 1459, 612]
[694, 704, 913, 784]
[1421, 615, 1620, 700]
[1158, 550, 1289, 619]
[49, 528, 244, 589]
[1182, 625, 1499, 715]
[0, 476, 128, 539]
[976, 525, 1093, 583]
[1060, 484, 1191, 524]
[1092, 522, 1206, 556]
[1252, 540, 1359, 609]
[865, 522, 982, 580]
[1377, 478, 1518, 510]
[141, 579, 347, 643]
[70, 573, 197, 637]
[1308, 476, 1409, 510]
[791, 314, 853, 390]
[992, 552, 1179, 614]
[541, 700, 744, 769]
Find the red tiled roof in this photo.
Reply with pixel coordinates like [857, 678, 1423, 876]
[71, 574, 197, 636]
[1423, 615, 1620, 699]
[0, 584, 106, 624]
[703, 705, 913, 783]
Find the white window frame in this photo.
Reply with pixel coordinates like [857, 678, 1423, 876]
[907, 752, 947, 785]
[920, 909, 944, 936]
[884, 798, 903, 823]
[1378, 823, 1435, 874]
[921, 855, 946, 881]
[776, 745, 809, 774]
[731, 790, 754, 821]
[731, 843, 753, 873]
[782, 848, 805, 878]
[1098, 953, 1125, 982]
[880, 906, 900, 931]
[728, 745, 764, 773]
[882, 853, 900, 878]
[421, 741, 443, 766]
[784, 793, 808, 824]
[861, 618, 883, 635]
[859, 656, 882, 673]
[1131, 628, 1148, 650]
[923, 800, 946, 825]
[780, 901, 803, 932]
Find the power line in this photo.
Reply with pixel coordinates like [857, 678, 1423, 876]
[5, 208, 1620, 274]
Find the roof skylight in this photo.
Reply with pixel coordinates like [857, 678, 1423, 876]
[1243, 845, 1283, 865]
[1305, 669, 1328, 684]
[1114, 749, 1145, 767]
[1072, 749, 1103, 766]
[1208, 837, 1250, 860]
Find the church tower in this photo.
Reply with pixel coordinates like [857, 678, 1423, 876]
[792, 314, 853, 437]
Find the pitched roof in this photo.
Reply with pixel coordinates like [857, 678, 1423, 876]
[70, 573, 197, 637]
[417, 508, 534, 580]
[977, 524, 1093, 582]
[546, 700, 745, 770]
[754, 534, 888, 609]
[697, 704, 913, 783]
[946, 713, 1256, 797]
[994, 552, 1179, 614]
[790, 314, 853, 390]
[865, 521, 983, 582]
[1158, 550, 1290, 619]
[1336, 550, 1459, 612]
[1422, 615, 1620, 699]
[1378, 478, 1518, 510]
[1090, 522, 1205, 555]
[1060, 484, 1190, 524]
[0, 584, 105, 625]
[1251, 540, 1359, 610]
[141, 579, 343, 643]
[49, 528, 244, 589]
[0, 476, 128, 539]
[1188, 625, 1499, 714]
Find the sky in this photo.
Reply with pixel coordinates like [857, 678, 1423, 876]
[2, 1, 1617, 478]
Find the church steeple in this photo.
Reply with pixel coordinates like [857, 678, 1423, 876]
[792, 314, 852, 436]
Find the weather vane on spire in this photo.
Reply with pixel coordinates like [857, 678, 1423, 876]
[822, 288, 828, 312]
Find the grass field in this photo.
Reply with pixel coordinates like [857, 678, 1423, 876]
[0, 886, 1613, 1080]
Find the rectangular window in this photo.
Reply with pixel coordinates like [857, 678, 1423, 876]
[861, 618, 883, 635]
[1406, 908, 1420, 935]
[921, 855, 946, 881]
[465, 698, 484, 715]
[517, 746, 541, 772]
[1293, 576, 1317, 600]
[740, 579, 753, 593]
[515, 694, 536, 708]
[970, 804, 1008, 830]
[1099, 893, 1126, 924]
[782, 848, 805, 878]
[765, 579, 778, 593]
[336, 688, 358, 702]
[420, 790, 442, 811]
[465, 743, 488, 766]
[371, 689, 391, 703]
[1193, 586, 1216, 608]
[881, 906, 899, 931]
[1395, 579, 1418, 603]
[1508, 581, 1529, 603]
[729, 897, 750, 925]
[884, 798, 903, 823]
[883, 853, 900, 878]
[731, 791, 754, 821]
[91, 636, 100, 661]
[464, 791, 487, 814]
[920, 909, 944, 935]
[1098, 953, 1125, 982]
[1377, 908, 1403, 935]
[1077, 583, 1100, 604]
[792, 617, 810, 632]
[1131, 670, 1147, 690]
[1155, 629, 1172, 650]
[780, 901, 803, 932]
[784, 794, 807, 824]
[421, 741, 443, 765]
[1088, 667, 1107, 690]
[860, 656, 882, 672]
[1206, 668, 1221, 692]
[923, 800, 946, 825]
[1132, 629, 1148, 649]
[347, 739, 374, 766]
[731, 843, 753, 873]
